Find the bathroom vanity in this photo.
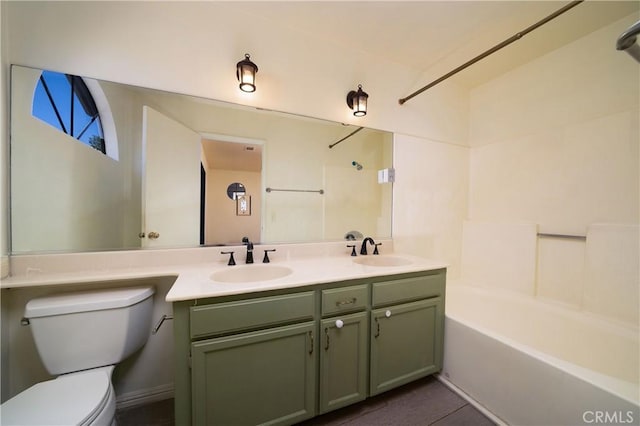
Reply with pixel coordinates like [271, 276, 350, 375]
[2, 243, 446, 425]
[170, 263, 445, 425]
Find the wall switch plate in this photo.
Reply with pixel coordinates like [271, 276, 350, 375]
[378, 168, 395, 183]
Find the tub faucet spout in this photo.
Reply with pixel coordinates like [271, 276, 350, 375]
[360, 237, 375, 255]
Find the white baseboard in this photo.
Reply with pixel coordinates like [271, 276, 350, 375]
[436, 374, 507, 426]
[116, 383, 174, 410]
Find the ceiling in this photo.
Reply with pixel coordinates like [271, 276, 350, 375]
[232, 1, 638, 88]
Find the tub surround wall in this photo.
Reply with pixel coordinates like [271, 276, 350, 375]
[460, 221, 537, 294]
[458, 220, 639, 327]
[465, 13, 639, 323]
[449, 220, 640, 423]
[468, 13, 639, 232]
[584, 224, 640, 325]
[449, 15, 640, 421]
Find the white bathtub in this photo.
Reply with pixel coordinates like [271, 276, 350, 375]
[442, 284, 639, 426]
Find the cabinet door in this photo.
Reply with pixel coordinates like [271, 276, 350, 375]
[319, 312, 368, 414]
[192, 322, 316, 426]
[370, 298, 443, 396]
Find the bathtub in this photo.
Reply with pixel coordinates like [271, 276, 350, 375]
[441, 284, 639, 426]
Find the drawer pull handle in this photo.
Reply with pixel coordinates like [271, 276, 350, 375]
[336, 297, 357, 307]
[309, 331, 314, 354]
[324, 327, 330, 350]
[335, 319, 344, 329]
[385, 310, 391, 318]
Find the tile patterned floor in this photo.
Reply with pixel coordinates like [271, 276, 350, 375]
[116, 376, 495, 426]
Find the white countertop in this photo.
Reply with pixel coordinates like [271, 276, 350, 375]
[165, 254, 447, 301]
[1, 242, 447, 302]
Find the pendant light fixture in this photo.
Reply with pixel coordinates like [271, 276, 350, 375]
[346, 84, 368, 117]
[236, 54, 258, 93]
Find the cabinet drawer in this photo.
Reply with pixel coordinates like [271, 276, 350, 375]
[372, 273, 444, 307]
[322, 284, 368, 316]
[190, 291, 315, 339]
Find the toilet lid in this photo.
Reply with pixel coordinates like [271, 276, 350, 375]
[1, 370, 111, 425]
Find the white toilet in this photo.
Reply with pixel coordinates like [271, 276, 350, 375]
[1, 286, 155, 426]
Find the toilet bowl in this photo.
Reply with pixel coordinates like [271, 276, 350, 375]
[0, 286, 155, 426]
[1, 366, 116, 426]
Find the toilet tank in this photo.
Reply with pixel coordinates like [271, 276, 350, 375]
[24, 287, 155, 375]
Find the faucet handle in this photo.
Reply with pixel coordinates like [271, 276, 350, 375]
[263, 249, 276, 263]
[347, 245, 357, 256]
[221, 251, 236, 266]
[373, 243, 382, 255]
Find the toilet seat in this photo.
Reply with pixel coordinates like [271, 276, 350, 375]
[1, 369, 113, 426]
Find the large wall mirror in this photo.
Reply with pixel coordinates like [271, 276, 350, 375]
[10, 65, 393, 254]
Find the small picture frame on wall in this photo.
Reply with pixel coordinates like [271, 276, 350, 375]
[236, 195, 251, 216]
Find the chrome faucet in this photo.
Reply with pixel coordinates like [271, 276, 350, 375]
[360, 237, 375, 255]
[242, 237, 254, 264]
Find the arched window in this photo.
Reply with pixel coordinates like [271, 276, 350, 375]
[32, 70, 106, 154]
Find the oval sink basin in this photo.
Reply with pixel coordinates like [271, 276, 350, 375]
[352, 255, 413, 267]
[211, 265, 293, 283]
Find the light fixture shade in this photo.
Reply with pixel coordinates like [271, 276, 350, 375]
[346, 84, 368, 116]
[236, 53, 258, 93]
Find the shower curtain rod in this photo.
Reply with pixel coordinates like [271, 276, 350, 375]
[329, 126, 364, 149]
[398, 0, 584, 105]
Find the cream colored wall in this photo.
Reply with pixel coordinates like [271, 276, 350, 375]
[466, 13, 639, 324]
[206, 169, 261, 245]
[392, 134, 470, 278]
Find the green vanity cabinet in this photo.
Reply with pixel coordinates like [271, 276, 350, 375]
[319, 284, 369, 414]
[369, 274, 445, 396]
[191, 322, 317, 425]
[369, 298, 443, 395]
[185, 291, 317, 426]
[173, 268, 446, 426]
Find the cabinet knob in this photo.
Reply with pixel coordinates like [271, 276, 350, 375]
[148, 231, 160, 239]
[335, 319, 344, 329]
[385, 310, 391, 318]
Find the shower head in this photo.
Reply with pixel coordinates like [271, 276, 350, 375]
[616, 20, 640, 63]
[352, 161, 363, 171]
